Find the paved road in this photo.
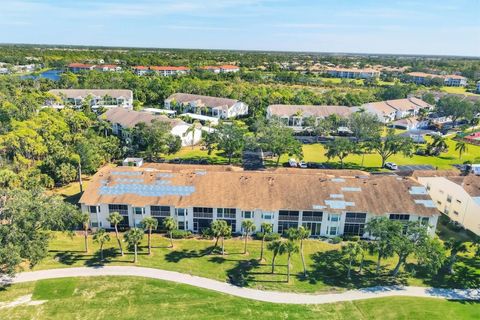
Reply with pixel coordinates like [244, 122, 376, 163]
[4, 266, 480, 304]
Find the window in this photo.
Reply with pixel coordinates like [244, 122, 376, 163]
[278, 221, 298, 234]
[193, 207, 213, 218]
[439, 190, 444, 194]
[444, 207, 449, 214]
[91, 222, 99, 228]
[328, 214, 340, 222]
[437, 201, 442, 206]
[426, 184, 431, 191]
[261, 212, 274, 220]
[278, 210, 299, 221]
[89, 206, 97, 214]
[447, 195, 452, 203]
[456, 199, 462, 204]
[302, 222, 321, 236]
[389, 214, 410, 221]
[453, 210, 459, 216]
[108, 204, 128, 216]
[151, 206, 170, 217]
[418, 217, 429, 226]
[176, 208, 187, 216]
[134, 207, 144, 215]
[217, 208, 236, 219]
[329, 226, 337, 236]
[302, 211, 323, 222]
[242, 211, 253, 219]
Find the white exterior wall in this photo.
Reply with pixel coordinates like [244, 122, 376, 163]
[418, 177, 480, 235]
[171, 124, 202, 147]
[226, 102, 249, 118]
[83, 203, 438, 237]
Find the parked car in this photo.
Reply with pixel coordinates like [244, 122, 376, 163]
[298, 161, 308, 168]
[288, 158, 297, 167]
[384, 162, 398, 170]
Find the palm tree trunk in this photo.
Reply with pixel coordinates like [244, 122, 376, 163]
[244, 234, 247, 254]
[115, 226, 124, 256]
[271, 254, 277, 274]
[359, 254, 365, 274]
[348, 258, 352, 279]
[448, 255, 457, 274]
[84, 228, 88, 253]
[376, 253, 382, 274]
[100, 244, 104, 261]
[78, 162, 83, 193]
[213, 237, 219, 252]
[148, 229, 152, 255]
[260, 237, 265, 261]
[134, 244, 138, 263]
[170, 231, 173, 248]
[221, 237, 225, 255]
[300, 240, 307, 277]
[276, 155, 281, 167]
[392, 255, 404, 277]
[287, 253, 291, 283]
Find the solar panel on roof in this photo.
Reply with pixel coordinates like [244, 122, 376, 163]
[111, 171, 142, 176]
[331, 178, 346, 183]
[330, 194, 344, 198]
[341, 187, 361, 192]
[157, 173, 174, 178]
[100, 184, 195, 197]
[409, 186, 428, 195]
[325, 200, 355, 209]
[414, 199, 436, 208]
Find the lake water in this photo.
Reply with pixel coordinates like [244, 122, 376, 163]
[20, 69, 63, 81]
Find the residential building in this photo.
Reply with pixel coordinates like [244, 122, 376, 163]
[132, 66, 190, 76]
[80, 164, 439, 237]
[417, 174, 480, 235]
[325, 67, 380, 79]
[67, 63, 96, 73]
[406, 72, 468, 87]
[46, 89, 133, 110]
[165, 93, 248, 119]
[201, 65, 240, 73]
[266, 104, 357, 131]
[102, 107, 201, 147]
[362, 97, 433, 123]
[94, 64, 122, 72]
[477, 81, 480, 94]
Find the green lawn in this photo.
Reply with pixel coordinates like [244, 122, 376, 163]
[439, 86, 480, 95]
[0, 277, 478, 320]
[29, 232, 479, 293]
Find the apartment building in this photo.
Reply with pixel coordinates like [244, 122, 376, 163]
[79, 164, 439, 237]
[201, 65, 240, 73]
[417, 173, 480, 235]
[46, 89, 133, 110]
[132, 66, 190, 76]
[477, 81, 480, 94]
[266, 104, 357, 131]
[165, 93, 248, 119]
[102, 108, 202, 147]
[362, 97, 433, 123]
[406, 72, 468, 87]
[67, 63, 96, 73]
[325, 67, 380, 79]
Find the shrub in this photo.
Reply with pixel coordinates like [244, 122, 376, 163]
[200, 227, 213, 239]
[171, 229, 192, 239]
[331, 236, 342, 244]
[254, 232, 280, 241]
[343, 235, 360, 242]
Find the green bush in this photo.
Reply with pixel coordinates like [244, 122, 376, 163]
[171, 229, 192, 239]
[343, 235, 360, 242]
[254, 232, 281, 241]
[331, 236, 342, 244]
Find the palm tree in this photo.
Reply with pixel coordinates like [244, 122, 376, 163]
[107, 212, 124, 256]
[96, 119, 112, 137]
[241, 220, 256, 254]
[430, 135, 448, 154]
[445, 239, 469, 274]
[211, 220, 232, 255]
[124, 228, 144, 263]
[183, 120, 200, 150]
[80, 213, 90, 253]
[259, 223, 273, 261]
[358, 241, 370, 274]
[342, 242, 361, 279]
[163, 216, 177, 248]
[296, 226, 311, 277]
[141, 217, 158, 255]
[93, 228, 110, 261]
[284, 241, 299, 283]
[455, 140, 468, 159]
[267, 240, 286, 274]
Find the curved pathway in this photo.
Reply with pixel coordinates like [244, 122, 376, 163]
[3, 266, 480, 304]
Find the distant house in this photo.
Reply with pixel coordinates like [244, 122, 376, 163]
[201, 65, 240, 73]
[406, 72, 468, 87]
[362, 97, 433, 123]
[68, 63, 121, 73]
[132, 66, 190, 76]
[266, 104, 357, 131]
[67, 63, 96, 73]
[46, 89, 133, 110]
[325, 67, 380, 79]
[417, 174, 480, 236]
[165, 93, 248, 119]
[477, 81, 480, 94]
[102, 107, 202, 147]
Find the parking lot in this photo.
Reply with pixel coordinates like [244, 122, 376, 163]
[397, 165, 435, 171]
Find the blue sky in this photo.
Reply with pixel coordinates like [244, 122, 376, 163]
[0, 0, 479, 56]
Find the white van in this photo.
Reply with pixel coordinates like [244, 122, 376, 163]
[472, 164, 480, 176]
[288, 158, 298, 167]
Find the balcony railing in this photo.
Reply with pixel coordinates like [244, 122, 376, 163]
[345, 218, 366, 224]
[302, 216, 323, 222]
[278, 215, 299, 221]
[193, 213, 213, 218]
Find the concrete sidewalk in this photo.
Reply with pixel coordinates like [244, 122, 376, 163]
[4, 266, 480, 304]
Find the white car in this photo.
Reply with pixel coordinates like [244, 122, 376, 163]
[384, 162, 398, 170]
[288, 158, 297, 167]
[298, 161, 308, 168]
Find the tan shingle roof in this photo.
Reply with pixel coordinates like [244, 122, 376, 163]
[267, 105, 355, 118]
[49, 89, 132, 100]
[80, 164, 438, 216]
[102, 108, 182, 128]
[165, 93, 239, 110]
[447, 176, 480, 197]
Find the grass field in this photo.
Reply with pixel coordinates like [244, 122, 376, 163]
[29, 232, 479, 293]
[162, 135, 480, 170]
[1, 277, 479, 320]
